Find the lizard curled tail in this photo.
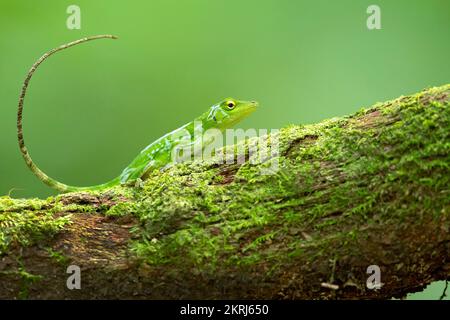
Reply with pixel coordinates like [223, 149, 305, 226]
[17, 35, 120, 193]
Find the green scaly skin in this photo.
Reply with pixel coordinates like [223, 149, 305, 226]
[17, 35, 258, 193]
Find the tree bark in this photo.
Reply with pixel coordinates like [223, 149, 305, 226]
[0, 85, 449, 299]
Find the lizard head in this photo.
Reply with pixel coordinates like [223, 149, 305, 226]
[206, 98, 258, 130]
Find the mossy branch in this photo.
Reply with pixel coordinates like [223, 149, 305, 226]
[1, 85, 449, 299]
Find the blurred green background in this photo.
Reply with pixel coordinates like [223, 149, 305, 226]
[0, 0, 448, 299]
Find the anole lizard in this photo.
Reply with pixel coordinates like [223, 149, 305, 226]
[17, 35, 258, 193]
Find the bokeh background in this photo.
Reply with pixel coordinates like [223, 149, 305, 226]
[0, 0, 448, 299]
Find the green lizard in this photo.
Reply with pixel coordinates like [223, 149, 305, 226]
[17, 35, 258, 193]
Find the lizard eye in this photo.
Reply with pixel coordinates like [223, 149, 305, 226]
[226, 100, 236, 110]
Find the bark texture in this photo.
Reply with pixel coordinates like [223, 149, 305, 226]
[0, 85, 449, 299]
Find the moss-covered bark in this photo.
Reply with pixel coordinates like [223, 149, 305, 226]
[1, 85, 449, 299]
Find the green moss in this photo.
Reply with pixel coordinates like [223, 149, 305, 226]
[0, 260, 44, 299]
[0, 197, 72, 255]
[1, 85, 448, 280]
[0, 186, 138, 256]
[46, 248, 69, 265]
[17, 265, 43, 300]
[105, 201, 138, 217]
[0, 196, 47, 212]
[122, 84, 449, 273]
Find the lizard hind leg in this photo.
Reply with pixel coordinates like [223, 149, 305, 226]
[139, 160, 159, 181]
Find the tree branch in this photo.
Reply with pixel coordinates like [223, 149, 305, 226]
[1, 85, 449, 299]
